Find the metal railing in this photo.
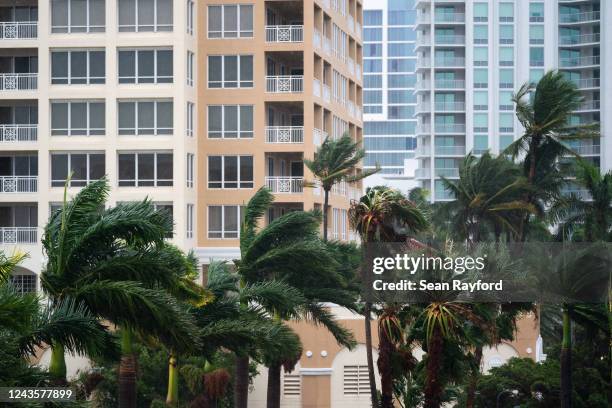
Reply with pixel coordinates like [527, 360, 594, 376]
[435, 35, 465, 45]
[436, 145, 465, 155]
[576, 100, 600, 111]
[266, 76, 304, 93]
[435, 13, 465, 23]
[559, 33, 600, 45]
[0, 73, 38, 90]
[265, 177, 304, 193]
[0, 125, 37, 142]
[435, 57, 465, 67]
[559, 55, 600, 67]
[435, 79, 466, 89]
[0, 227, 37, 244]
[559, 11, 600, 24]
[435, 168, 460, 178]
[570, 144, 600, 156]
[0, 176, 38, 192]
[265, 25, 304, 43]
[435, 123, 466, 133]
[415, 168, 431, 178]
[0, 22, 38, 39]
[434, 101, 465, 111]
[265, 126, 304, 143]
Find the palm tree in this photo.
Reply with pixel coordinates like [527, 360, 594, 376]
[551, 160, 612, 242]
[304, 133, 379, 241]
[440, 153, 535, 243]
[349, 186, 429, 408]
[41, 179, 200, 407]
[234, 187, 358, 408]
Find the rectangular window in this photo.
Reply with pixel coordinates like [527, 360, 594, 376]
[118, 49, 173, 84]
[208, 105, 253, 138]
[51, 100, 105, 136]
[473, 91, 488, 110]
[474, 47, 488, 65]
[499, 3, 514, 22]
[530, 47, 544, 67]
[499, 47, 514, 66]
[118, 0, 173, 32]
[186, 102, 194, 137]
[529, 25, 544, 45]
[208, 155, 253, 189]
[474, 25, 488, 44]
[499, 69, 514, 88]
[208, 205, 241, 239]
[186, 0, 194, 35]
[499, 25, 514, 44]
[473, 113, 488, 132]
[186, 152, 194, 188]
[474, 68, 488, 88]
[51, 50, 105, 84]
[473, 2, 488, 22]
[499, 91, 513, 110]
[153, 202, 173, 238]
[208, 55, 253, 88]
[207, 4, 253, 38]
[529, 3, 544, 22]
[118, 152, 173, 186]
[499, 113, 514, 132]
[186, 203, 194, 238]
[51, 0, 105, 33]
[474, 135, 488, 153]
[118, 100, 173, 135]
[187, 51, 194, 86]
[51, 152, 105, 187]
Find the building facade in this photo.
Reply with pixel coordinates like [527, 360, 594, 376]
[0, 0, 197, 295]
[362, 0, 418, 194]
[195, 0, 364, 263]
[414, 0, 611, 202]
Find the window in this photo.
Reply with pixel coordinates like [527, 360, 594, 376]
[473, 91, 488, 110]
[186, 102, 194, 137]
[499, 47, 514, 66]
[529, 25, 544, 45]
[474, 47, 488, 65]
[474, 69, 488, 88]
[500, 135, 513, 151]
[208, 105, 253, 138]
[9, 274, 36, 294]
[186, 203, 194, 238]
[186, 153, 194, 188]
[118, 100, 173, 135]
[388, 59, 414, 73]
[364, 27, 382, 41]
[474, 25, 488, 44]
[208, 205, 241, 239]
[363, 10, 382, 26]
[186, 51, 194, 86]
[51, 0, 105, 33]
[473, 3, 488, 22]
[207, 4, 253, 38]
[364, 44, 382, 57]
[499, 91, 513, 110]
[388, 44, 410, 57]
[208, 55, 253, 88]
[530, 47, 544, 66]
[51, 50, 105, 84]
[530, 69, 544, 83]
[51, 100, 105, 136]
[51, 152, 105, 187]
[499, 25, 514, 44]
[118, 49, 173, 83]
[364, 59, 382, 73]
[474, 135, 488, 153]
[499, 113, 514, 132]
[474, 113, 488, 132]
[208, 155, 253, 189]
[153, 202, 173, 237]
[118, 152, 173, 186]
[529, 3, 544, 22]
[499, 3, 514, 22]
[186, 0, 194, 35]
[118, 0, 173, 32]
[499, 69, 514, 88]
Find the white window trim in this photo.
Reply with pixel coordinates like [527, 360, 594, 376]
[51, 0, 105, 33]
[50, 151, 105, 187]
[186, 153, 194, 188]
[207, 205, 241, 239]
[186, 0, 195, 35]
[186, 203, 194, 239]
[51, 49, 106, 85]
[187, 51, 194, 86]
[118, 0, 173, 33]
[51, 100, 105, 136]
[117, 151, 174, 187]
[118, 48, 173, 84]
[207, 55, 254, 89]
[207, 4, 254, 39]
[207, 155, 254, 189]
[118, 99, 173, 136]
[207, 105, 254, 139]
[186, 102, 195, 137]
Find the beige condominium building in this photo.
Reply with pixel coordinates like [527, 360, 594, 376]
[0, 0, 197, 375]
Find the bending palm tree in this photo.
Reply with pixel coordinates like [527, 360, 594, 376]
[305, 133, 379, 241]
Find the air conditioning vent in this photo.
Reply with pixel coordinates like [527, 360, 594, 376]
[343, 365, 370, 396]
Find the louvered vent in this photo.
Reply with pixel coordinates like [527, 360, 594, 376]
[343, 365, 370, 396]
[283, 373, 301, 397]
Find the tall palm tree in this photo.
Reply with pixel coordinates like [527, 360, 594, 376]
[304, 133, 379, 241]
[41, 179, 199, 407]
[440, 153, 535, 243]
[234, 187, 357, 408]
[349, 186, 429, 408]
[551, 160, 612, 242]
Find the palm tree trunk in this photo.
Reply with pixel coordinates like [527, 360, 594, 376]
[266, 362, 281, 408]
[118, 329, 137, 408]
[424, 325, 444, 408]
[364, 301, 379, 408]
[560, 307, 572, 408]
[48, 343, 67, 383]
[378, 323, 394, 408]
[323, 188, 330, 241]
[233, 355, 250, 408]
[465, 346, 483, 408]
[166, 352, 179, 406]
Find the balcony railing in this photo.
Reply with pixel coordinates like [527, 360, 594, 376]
[570, 144, 600, 156]
[435, 13, 465, 23]
[0, 125, 37, 142]
[576, 100, 600, 111]
[323, 84, 331, 102]
[435, 57, 465, 67]
[570, 78, 600, 89]
[0, 176, 38, 193]
[559, 33, 600, 45]
[559, 11, 600, 24]
[435, 168, 460, 178]
[415, 168, 431, 178]
[562, 188, 592, 201]
[436, 145, 465, 155]
[265, 126, 304, 143]
[435, 35, 465, 45]
[265, 25, 304, 43]
[435, 79, 465, 89]
[265, 176, 304, 193]
[313, 29, 322, 48]
[313, 128, 327, 145]
[266, 75, 304, 93]
[435, 123, 466, 133]
[434, 101, 465, 111]
[0, 227, 37, 244]
[0, 22, 38, 39]
[559, 55, 600, 67]
[323, 37, 332, 55]
[332, 180, 348, 196]
[0, 73, 38, 90]
[313, 78, 321, 97]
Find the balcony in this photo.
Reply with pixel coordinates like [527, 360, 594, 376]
[0, 124, 37, 142]
[435, 13, 465, 23]
[0, 21, 37, 39]
[0, 227, 37, 244]
[313, 78, 321, 97]
[265, 176, 304, 193]
[575, 100, 600, 112]
[415, 168, 431, 179]
[435, 189, 455, 201]
[0, 73, 37, 91]
[266, 25, 304, 43]
[559, 33, 600, 46]
[569, 144, 600, 156]
[313, 30, 322, 49]
[434, 57, 465, 67]
[570, 78, 600, 89]
[435, 145, 465, 155]
[435, 168, 459, 178]
[265, 126, 304, 144]
[559, 55, 600, 68]
[323, 84, 331, 102]
[435, 35, 465, 45]
[434, 101, 465, 112]
[0, 176, 37, 192]
[559, 11, 600, 24]
[435, 123, 466, 134]
[266, 75, 304, 93]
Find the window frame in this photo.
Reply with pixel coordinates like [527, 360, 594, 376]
[207, 4, 254, 39]
[186, 152, 194, 188]
[118, 48, 173, 84]
[117, 99, 174, 136]
[186, 203, 194, 238]
[186, 50, 194, 86]
[51, 49, 106, 85]
[186, 101, 194, 137]
[207, 104, 253, 139]
[50, 151, 106, 187]
[117, 151, 174, 187]
[117, 0, 173, 32]
[207, 205, 242, 239]
[51, 0, 106, 33]
[207, 155, 253, 189]
[50, 100, 106, 136]
[207, 55, 254, 88]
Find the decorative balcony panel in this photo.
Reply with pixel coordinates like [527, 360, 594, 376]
[0, 74, 38, 91]
[0, 227, 37, 244]
[266, 76, 304, 93]
[265, 25, 304, 43]
[0, 22, 38, 39]
[265, 126, 304, 144]
[0, 176, 38, 193]
[0, 125, 37, 142]
[265, 176, 304, 193]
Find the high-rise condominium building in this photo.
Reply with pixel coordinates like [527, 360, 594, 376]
[0, 0, 197, 301]
[363, 0, 418, 193]
[414, 0, 611, 202]
[196, 0, 364, 264]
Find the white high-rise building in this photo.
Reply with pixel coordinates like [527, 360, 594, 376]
[414, 0, 610, 202]
[0, 0, 197, 293]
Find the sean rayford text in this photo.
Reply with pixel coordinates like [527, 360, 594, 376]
[372, 279, 504, 292]
[371, 253, 487, 275]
